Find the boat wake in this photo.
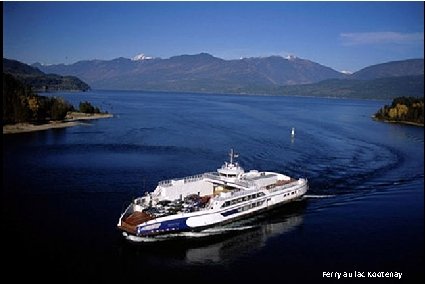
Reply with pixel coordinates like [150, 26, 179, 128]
[304, 194, 336, 198]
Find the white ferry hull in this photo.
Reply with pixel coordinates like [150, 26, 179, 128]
[119, 179, 308, 240]
[117, 150, 309, 241]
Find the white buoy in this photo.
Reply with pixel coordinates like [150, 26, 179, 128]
[291, 127, 295, 137]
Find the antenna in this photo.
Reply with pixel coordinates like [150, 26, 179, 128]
[228, 148, 239, 165]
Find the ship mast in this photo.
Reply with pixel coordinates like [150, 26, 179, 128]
[229, 148, 239, 165]
[218, 149, 244, 177]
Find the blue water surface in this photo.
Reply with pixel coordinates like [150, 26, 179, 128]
[2, 90, 423, 283]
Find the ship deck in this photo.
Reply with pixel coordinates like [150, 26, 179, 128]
[118, 211, 155, 235]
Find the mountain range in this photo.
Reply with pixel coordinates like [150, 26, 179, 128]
[350, 59, 424, 80]
[3, 58, 90, 92]
[31, 54, 424, 99]
[6, 54, 425, 99]
[32, 53, 347, 92]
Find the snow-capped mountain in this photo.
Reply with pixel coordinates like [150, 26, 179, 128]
[132, 53, 154, 61]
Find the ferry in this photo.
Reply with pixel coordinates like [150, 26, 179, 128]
[117, 149, 308, 242]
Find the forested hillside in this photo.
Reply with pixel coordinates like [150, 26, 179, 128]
[374, 96, 424, 125]
[3, 58, 90, 92]
[2, 73, 75, 124]
[3, 73, 102, 125]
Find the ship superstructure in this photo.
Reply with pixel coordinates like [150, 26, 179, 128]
[117, 149, 308, 241]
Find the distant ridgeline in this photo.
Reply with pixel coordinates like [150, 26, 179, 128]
[374, 96, 424, 126]
[3, 73, 101, 125]
[32, 55, 424, 99]
[3, 58, 90, 92]
[273, 75, 423, 100]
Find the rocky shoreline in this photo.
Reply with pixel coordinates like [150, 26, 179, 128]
[3, 112, 113, 134]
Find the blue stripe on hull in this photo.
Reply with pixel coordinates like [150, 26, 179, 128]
[221, 208, 239, 217]
[137, 217, 189, 236]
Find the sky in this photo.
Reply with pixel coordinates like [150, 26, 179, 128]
[3, 1, 424, 72]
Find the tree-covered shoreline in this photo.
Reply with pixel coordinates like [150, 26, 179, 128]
[3, 73, 106, 126]
[373, 96, 424, 126]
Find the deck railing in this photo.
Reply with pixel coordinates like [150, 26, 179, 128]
[158, 172, 258, 189]
[203, 172, 257, 188]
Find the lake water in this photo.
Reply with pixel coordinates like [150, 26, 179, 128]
[3, 91, 423, 283]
